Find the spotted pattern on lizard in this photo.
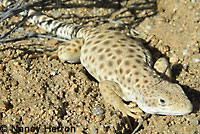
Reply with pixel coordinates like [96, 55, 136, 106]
[1, 1, 193, 118]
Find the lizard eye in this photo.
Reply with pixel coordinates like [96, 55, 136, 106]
[159, 99, 166, 106]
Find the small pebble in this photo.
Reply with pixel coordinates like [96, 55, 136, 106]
[50, 71, 56, 76]
[191, 0, 196, 3]
[183, 50, 188, 55]
[170, 56, 178, 64]
[194, 58, 200, 63]
[92, 107, 103, 115]
[51, 11, 62, 18]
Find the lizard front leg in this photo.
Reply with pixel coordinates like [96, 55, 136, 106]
[99, 80, 143, 118]
[99, 80, 144, 132]
[154, 57, 172, 79]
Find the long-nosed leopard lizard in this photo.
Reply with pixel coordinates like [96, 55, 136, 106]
[1, 0, 193, 132]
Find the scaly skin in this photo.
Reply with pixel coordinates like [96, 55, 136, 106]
[1, 1, 193, 117]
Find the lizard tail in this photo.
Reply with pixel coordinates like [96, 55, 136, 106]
[1, 0, 83, 40]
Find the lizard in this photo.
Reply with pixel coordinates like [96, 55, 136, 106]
[0, 0, 193, 132]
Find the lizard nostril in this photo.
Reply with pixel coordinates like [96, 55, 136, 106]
[181, 103, 185, 108]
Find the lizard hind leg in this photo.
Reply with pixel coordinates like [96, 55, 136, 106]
[56, 38, 84, 63]
[29, 38, 84, 63]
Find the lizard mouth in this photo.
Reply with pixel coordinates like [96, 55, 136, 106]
[150, 104, 193, 115]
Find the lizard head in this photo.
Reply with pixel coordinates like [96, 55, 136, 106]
[137, 81, 193, 115]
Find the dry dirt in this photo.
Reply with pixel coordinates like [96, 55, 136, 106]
[0, 0, 200, 133]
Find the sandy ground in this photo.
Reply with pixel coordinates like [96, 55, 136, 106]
[0, 0, 200, 133]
